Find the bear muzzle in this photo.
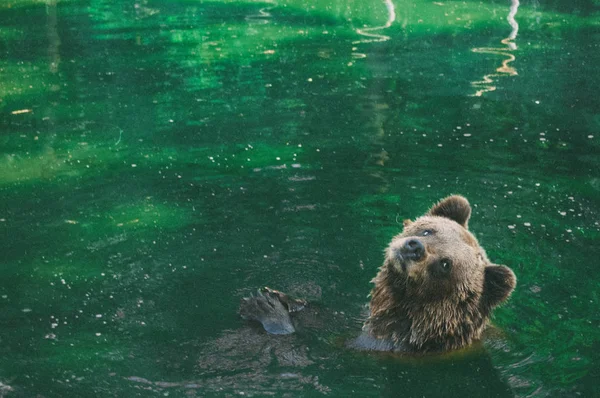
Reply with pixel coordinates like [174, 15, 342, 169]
[399, 239, 425, 260]
[393, 238, 426, 274]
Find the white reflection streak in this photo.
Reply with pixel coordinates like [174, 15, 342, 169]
[470, 0, 520, 97]
[507, 0, 520, 41]
[245, 0, 276, 24]
[353, 0, 396, 45]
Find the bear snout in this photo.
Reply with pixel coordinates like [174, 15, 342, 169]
[400, 239, 425, 261]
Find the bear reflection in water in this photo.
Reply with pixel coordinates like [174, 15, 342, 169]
[191, 316, 515, 396]
[240, 195, 516, 354]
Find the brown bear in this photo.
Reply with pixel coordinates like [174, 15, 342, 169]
[240, 195, 517, 354]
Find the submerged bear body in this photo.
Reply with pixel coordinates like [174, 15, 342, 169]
[240, 195, 516, 354]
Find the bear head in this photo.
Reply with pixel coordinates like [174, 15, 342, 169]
[364, 195, 516, 353]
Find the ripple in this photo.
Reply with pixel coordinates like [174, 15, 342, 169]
[470, 0, 520, 96]
[352, 0, 396, 46]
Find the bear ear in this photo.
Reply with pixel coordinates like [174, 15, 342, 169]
[481, 265, 516, 310]
[403, 219, 412, 228]
[428, 195, 471, 228]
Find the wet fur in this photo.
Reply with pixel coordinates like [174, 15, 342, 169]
[361, 195, 516, 353]
[240, 196, 516, 354]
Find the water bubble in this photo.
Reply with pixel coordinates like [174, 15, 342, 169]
[529, 285, 542, 293]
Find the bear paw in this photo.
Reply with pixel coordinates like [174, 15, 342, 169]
[239, 288, 298, 335]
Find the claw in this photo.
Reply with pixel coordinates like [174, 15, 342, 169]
[239, 287, 303, 335]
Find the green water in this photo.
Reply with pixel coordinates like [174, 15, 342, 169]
[1, 0, 599, 396]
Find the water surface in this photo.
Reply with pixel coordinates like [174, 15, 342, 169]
[1, 0, 599, 396]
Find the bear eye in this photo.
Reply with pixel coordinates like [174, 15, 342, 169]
[421, 229, 434, 236]
[430, 258, 453, 277]
[441, 259, 452, 270]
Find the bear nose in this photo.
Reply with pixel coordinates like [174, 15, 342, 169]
[400, 239, 425, 260]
